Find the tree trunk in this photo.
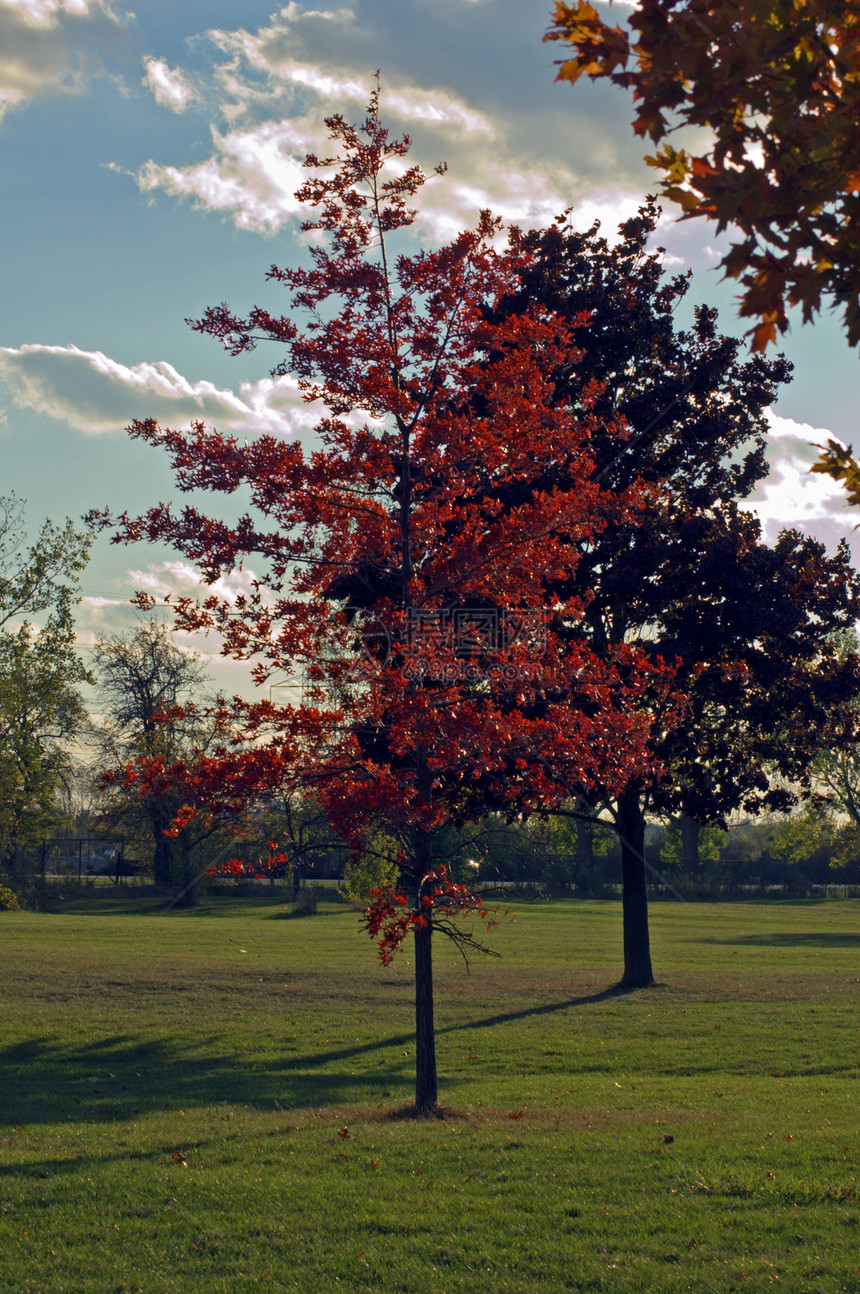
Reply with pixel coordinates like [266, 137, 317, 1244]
[617, 785, 654, 987]
[575, 812, 594, 892]
[680, 813, 700, 872]
[151, 799, 175, 890]
[413, 916, 437, 1114]
[410, 751, 438, 1114]
[171, 838, 199, 907]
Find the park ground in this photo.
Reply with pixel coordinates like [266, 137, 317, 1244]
[0, 893, 858, 1293]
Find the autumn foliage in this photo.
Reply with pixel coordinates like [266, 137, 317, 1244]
[94, 87, 674, 1109]
[546, 1, 860, 352]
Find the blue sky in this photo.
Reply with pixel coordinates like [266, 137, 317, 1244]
[1, 0, 858, 690]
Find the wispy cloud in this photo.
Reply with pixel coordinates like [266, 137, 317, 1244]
[74, 586, 262, 692]
[137, 119, 311, 233]
[129, 4, 638, 241]
[143, 57, 194, 112]
[0, 343, 315, 437]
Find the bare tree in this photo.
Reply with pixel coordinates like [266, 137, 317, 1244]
[92, 620, 211, 892]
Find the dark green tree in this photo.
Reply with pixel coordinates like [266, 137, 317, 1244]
[492, 205, 860, 985]
[0, 619, 89, 870]
[0, 494, 90, 631]
[0, 496, 91, 871]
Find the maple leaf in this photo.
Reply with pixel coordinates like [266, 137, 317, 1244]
[546, 0, 860, 353]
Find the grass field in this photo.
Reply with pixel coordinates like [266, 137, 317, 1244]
[1, 892, 858, 1293]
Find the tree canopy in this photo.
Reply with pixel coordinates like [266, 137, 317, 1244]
[491, 206, 860, 984]
[0, 493, 90, 630]
[0, 496, 91, 868]
[0, 618, 88, 869]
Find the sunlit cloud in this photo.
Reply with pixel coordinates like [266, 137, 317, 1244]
[742, 409, 856, 555]
[0, 343, 316, 438]
[129, 5, 637, 241]
[106, 562, 274, 691]
[137, 119, 311, 233]
[278, 2, 355, 20]
[0, 0, 121, 25]
[143, 57, 194, 112]
[127, 560, 271, 608]
[135, 95, 609, 243]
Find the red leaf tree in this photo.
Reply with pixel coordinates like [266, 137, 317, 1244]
[94, 87, 673, 1113]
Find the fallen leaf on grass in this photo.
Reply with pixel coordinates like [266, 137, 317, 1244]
[171, 1151, 187, 1167]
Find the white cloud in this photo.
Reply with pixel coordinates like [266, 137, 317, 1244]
[79, 594, 126, 612]
[0, 0, 119, 25]
[134, 89, 605, 242]
[136, 107, 593, 240]
[741, 409, 856, 551]
[0, 343, 316, 437]
[127, 561, 202, 595]
[0, 0, 127, 120]
[127, 560, 269, 608]
[112, 563, 274, 690]
[143, 58, 194, 112]
[129, 8, 627, 240]
[73, 591, 261, 694]
[278, 2, 355, 20]
[137, 120, 310, 234]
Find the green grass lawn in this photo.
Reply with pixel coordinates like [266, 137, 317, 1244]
[1, 892, 858, 1292]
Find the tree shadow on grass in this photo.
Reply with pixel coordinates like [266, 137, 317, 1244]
[0, 986, 641, 1128]
[0, 1033, 413, 1128]
[701, 932, 860, 948]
